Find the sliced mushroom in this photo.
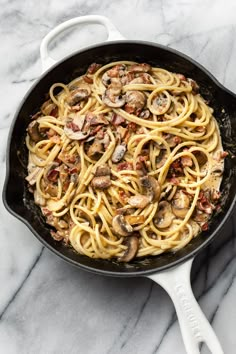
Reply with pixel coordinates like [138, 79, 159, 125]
[211, 165, 223, 176]
[64, 127, 90, 141]
[152, 91, 171, 115]
[111, 144, 127, 163]
[129, 73, 151, 84]
[102, 80, 126, 108]
[189, 220, 201, 238]
[27, 121, 44, 142]
[192, 150, 207, 166]
[91, 176, 111, 189]
[154, 201, 174, 228]
[139, 109, 151, 119]
[95, 165, 111, 176]
[140, 176, 161, 202]
[171, 190, 190, 218]
[128, 194, 151, 209]
[156, 149, 168, 169]
[193, 209, 209, 223]
[124, 215, 145, 225]
[129, 63, 151, 73]
[118, 235, 139, 262]
[90, 114, 109, 126]
[87, 63, 102, 74]
[112, 214, 133, 237]
[87, 139, 103, 158]
[67, 86, 91, 106]
[125, 91, 146, 114]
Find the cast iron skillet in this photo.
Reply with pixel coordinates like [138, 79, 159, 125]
[3, 16, 236, 354]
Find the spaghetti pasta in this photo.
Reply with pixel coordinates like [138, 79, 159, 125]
[25, 61, 226, 262]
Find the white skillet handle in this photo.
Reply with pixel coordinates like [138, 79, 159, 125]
[148, 259, 224, 354]
[40, 15, 125, 72]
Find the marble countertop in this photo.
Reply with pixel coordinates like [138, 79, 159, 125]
[1, 0, 236, 353]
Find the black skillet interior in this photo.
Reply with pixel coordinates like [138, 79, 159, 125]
[3, 41, 236, 276]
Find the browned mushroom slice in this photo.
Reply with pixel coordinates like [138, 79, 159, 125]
[112, 214, 133, 237]
[129, 63, 151, 73]
[151, 91, 171, 115]
[171, 190, 190, 218]
[139, 109, 151, 119]
[27, 121, 45, 142]
[156, 149, 168, 169]
[125, 91, 146, 114]
[154, 201, 174, 228]
[128, 194, 151, 209]
[64, 126, 90, 141]
[95, 165, 111, 176]
[211, 166, 223, 176]
[118, 236, 139, 262]
[102, 80, 126, 108]
[67, 86, 91, 106]
[87, 139, 103, 158]
[192, 150, 207, 166]
[140, 176, 161, 202]
[193, 209, 209, 224]
[111, 144, 127, 163]
[124, 215, 145, 225]
[91, 176, 111, 189]
[189, 220, 201, 238]
[129, 73, 152, 85]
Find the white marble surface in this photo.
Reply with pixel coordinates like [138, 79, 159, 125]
[1, 0, 236, 353]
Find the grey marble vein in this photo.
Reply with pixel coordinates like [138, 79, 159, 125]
[0, 0, 236, 353]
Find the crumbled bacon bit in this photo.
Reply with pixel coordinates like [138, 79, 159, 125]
[201, 222, 209, 231]
[181, 156, 193, 167]
[220, 151, 228, 158]
[211, 189, 221, 201]
[50, 107, 58, 117]
[128, 122, 137, 131]
[66, 121, 80, 132]
[169, 177, 179, 185]
[173, 136, 182, 144]
[139, 155, 149, 162]
[49, 135, 61, 144]
[47, 169, 59, 182]
[117, 162, 133, 171]
[111, 113, 126, 126]
[118, 190, 129, 203]
[87, 63, 102, 74]
[84, 75, 93, 84]
[177, 74, 186, 81]
[41, 208, 52, 217]
[50, 230, 64, 241]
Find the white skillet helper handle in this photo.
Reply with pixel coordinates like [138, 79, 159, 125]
[40, 15, 223, 354]
[148, 258, 224, 354]
[40, 15, 125, 72]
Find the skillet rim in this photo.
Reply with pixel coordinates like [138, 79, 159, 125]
[2, 39, 236, 277]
